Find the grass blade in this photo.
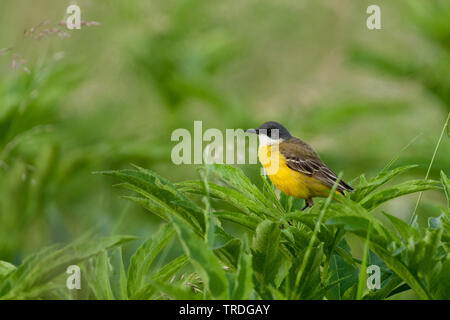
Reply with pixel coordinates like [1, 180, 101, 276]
[410, 111, 450, 224]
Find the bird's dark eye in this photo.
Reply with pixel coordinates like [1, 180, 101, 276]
[267, 129, 271, 137]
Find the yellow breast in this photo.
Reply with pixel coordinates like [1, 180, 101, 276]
[258, 144, 330, 199]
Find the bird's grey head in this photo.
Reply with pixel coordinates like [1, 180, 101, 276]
[246, 121, 292, 146]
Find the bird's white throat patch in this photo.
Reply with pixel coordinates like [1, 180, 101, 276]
[258, 134, 283, 146]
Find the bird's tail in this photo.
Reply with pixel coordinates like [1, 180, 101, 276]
[337, 180, 353, 194]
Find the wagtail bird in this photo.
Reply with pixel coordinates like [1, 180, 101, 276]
[246, 121, 352, 210]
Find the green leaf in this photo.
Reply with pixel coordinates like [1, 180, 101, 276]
[152, 255, 189, 282]
[110, 247, 128, 300]
[127, 224, 175, 296]
[290, 244, 325, 299]
[0, 234, 136, 299]
[286, 213, 332, 244]
[342, 283, 358, 300]
[214, 238, 241, 270]
[280, 192, 302, 213]
[209, 164, 280, 217]
[360, 179, 441, 211]
[214, 211, 262, 231]
[326, 239, 358, 300]
[177, 180, 275, 218]
[284, 226, 320, 251]
[383, 212, 419, 242]
[122, 195, 169, 221]
[430, 255, 450, 299]
[100, 168, 205, 234]
[131, 255, 189, 300]
[361, 252, 396, 300]
[251, 221, 283, 293]
[406, 228, 444, 284]
[363, 275, 404, 300]
[232, 251, 253, 299]
[369, 242, 432, 300]
[0, 261, 16, 277]
[326, 216, 370, 232]
[261, 175, 286, 213]
[95, 250, 115, 300]
[171, 215, 229, 299]
[325, 196, 394, 243]
[441, 171, 450, 211]
[351, 165, 417, 202]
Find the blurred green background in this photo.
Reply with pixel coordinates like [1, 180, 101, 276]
[0, 0, 448, 266]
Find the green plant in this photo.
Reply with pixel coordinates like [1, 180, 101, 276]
[0, 61, 85, 261]
[0, 234, 135, 299]
[92, 162, 449, 300]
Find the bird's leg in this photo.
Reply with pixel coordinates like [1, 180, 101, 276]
[301, 198, 313, 211]
[286, 199, 313, 228]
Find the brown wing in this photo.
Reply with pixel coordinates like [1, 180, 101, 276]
[280, 138, 353, 194]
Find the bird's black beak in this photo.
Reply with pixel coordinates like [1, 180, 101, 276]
[245, 128, 258, 134]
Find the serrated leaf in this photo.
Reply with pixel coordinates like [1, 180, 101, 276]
[325, 197, 394, 244]
[100, 169, 205, 234]
[369, 242, 432, 300]
[209, 164, 280, 217]
[441, 171, 450, 211]
[0, 235, 136, 299]
[290, 244, 324, 299]
[286, 213, 332, 244]
[351, 165, 417, 202]
[383, 212, 419, 242]
[251, 221, 283, 292]
[177, 180, 274, 218]
[260, 175, 286, 213]
[214, 238, 241, 270]
[131, 255, 189, 300]
[327, 239, 358, 300]
[360, 179, 441, 211]
[152, 255, 189, 282]
[171, 215, 229, 299]
[326, 216, 370, 232]
[430, 255, 450, 299]
[232, 251, 253, 299]
[127, 224, 174, 296]
[214, 211, 262, 231]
